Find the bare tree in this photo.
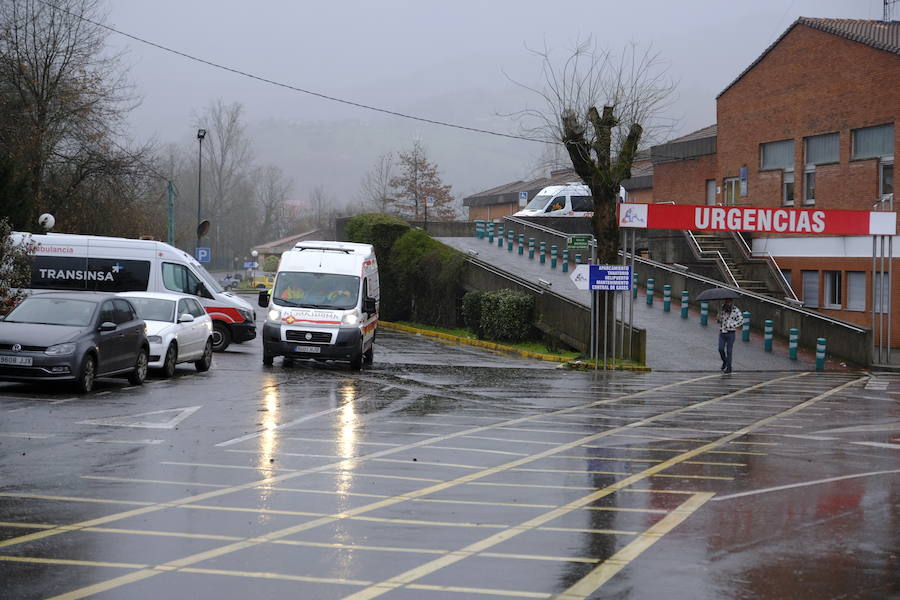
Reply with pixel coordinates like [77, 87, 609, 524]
[358, 152, 395, 213]
[254, 166, 291, 242]
[511, 40, 676, 264]
[389, 141, 455, 221]
[0, 0, 141, 229]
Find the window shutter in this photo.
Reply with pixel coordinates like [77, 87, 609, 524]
[806, 133, 839, 165]
[852, 124, 894, 160]
[761, 140, 795, 170]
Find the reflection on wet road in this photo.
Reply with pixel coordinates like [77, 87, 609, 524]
[0, 330, 897, 599]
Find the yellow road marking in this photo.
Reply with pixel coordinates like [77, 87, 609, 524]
[344, 375, 863, 600]
[584, 506, 669, 514]
[0, 521, 55, 530]
[461, 435, 561, 446]
[0, 555, 148, 569]
[652, 473, 734, 481]
[621, 488, 698, 495]
[24, 373, 830, 599]
[539, 527, 638, 535]
[555, 493, 714, 599]
[480, 552, 600, 564]
[81, 476, 230, 488]
[426, 445, 531, 456]
[173, 566, 373, 586]
[283, 436, 400, 447]
[512, 468, 629, 475]
[0, 493, 154, 507]
[405, 583, 551, 598]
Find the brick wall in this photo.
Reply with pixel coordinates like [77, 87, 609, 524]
[653, 154, 717, 205]
[716, 24, 898, 211]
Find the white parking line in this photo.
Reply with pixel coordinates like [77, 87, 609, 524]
[215, 405, 348, 448]
[850, 441, 900, 450]
[712, 469, 900, 501]
[0, 432, 54, 439]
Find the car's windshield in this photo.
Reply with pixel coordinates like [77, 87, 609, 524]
[126, 297, 176, 322]
[523, 194, 553, 211]
[195, 264, 223, 293]
[273, 272, 360, 310]
[5, 297, 96, 327]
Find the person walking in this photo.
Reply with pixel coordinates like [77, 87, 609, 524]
[716, 298, 743, 373]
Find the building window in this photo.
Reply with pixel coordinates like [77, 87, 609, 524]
[706, 179, 716, 205]
[881, 160, 893, 199]
[783, 171, 795, 206]
[805, 133, 840, 165]
[847, 271, 866, 311]
[824, 271, 841, 309]
[852, 124, 894, 160]
[723, 178, 739, 206]
[761, 139, 795, 170]
[804, 169, 816, 205]
[802, 270, 819, 308]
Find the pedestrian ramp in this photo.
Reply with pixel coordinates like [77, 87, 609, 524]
[438, 236, 822, 372]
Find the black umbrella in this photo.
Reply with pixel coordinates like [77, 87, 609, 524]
[696, 288, 741, 301]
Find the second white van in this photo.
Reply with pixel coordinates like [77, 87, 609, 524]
[17, 232, 256, 352]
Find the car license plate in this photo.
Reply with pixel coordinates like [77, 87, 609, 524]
[294, 345, 321, 354]
[0, 355, 33, 366]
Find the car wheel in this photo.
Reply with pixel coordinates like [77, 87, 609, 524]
[161, 344, 177, 378]
[74, 354, 96, 393]
[128, 348, 148, 385]
[194, 339, 213, 372]
[211, 321, 231, 352]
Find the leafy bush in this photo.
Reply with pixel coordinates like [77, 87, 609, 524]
[345, 213, 411, 320]
[462, 291, 484, 337]
[479, 289, 534, 343]
[263, 254, 279, 272]
[0, 219, 34, 314]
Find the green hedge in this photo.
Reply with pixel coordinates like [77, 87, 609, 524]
[344, 213, 466, 325]
[464, 289, 534, 343]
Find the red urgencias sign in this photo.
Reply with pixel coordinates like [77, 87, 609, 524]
[617, 203, 897, 236]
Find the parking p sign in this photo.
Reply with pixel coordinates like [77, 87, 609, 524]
[195, 247, 211, 263]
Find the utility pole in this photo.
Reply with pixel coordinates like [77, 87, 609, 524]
[167, 181, 175, 245]
[196, 128, 207, 255]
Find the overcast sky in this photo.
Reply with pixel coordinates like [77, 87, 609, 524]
[106, 0, 887, 200]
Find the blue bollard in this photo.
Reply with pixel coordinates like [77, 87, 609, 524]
[663, 285, 672, 312]
[497, 226, 504, 248]
[633, 273, 639, 299]
[487, 223, 494, 244]
[539, 242, 546, 264]
[475, 220, 484, 239]
[518, 234, 525, 255]
[562, 249, 569, 273]
[646, 278, 655, 306]
[680, 291, 689, 319]
[550, 245, 558, 269]
[742, 311, 751, 342]
[700, 301, 709, 326]
[816, 338, 826, 371]
[764, 320, 774, 352]
[789, 328, 799, 360]
[528, 238, 535, 260]
[507, 231, 514, 252]
[575, 253, 582, 265]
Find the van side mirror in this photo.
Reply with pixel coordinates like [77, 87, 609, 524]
[258, 290, 270, 308]
[362, 297, 376, 315]
[99, 321, 117, 332]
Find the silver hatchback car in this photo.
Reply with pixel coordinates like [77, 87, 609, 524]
[0, 292, 149, 393]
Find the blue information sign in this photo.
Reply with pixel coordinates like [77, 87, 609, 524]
[195, 247, 211, 263]
[589, 265, 633, 291]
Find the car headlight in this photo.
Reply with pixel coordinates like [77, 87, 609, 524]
[238, 308, 254, 322]
[342, 313, 359, 326]
[268, 309, 281, 322]
[45, 343, 76, 356]
[147, 335, 162, 343]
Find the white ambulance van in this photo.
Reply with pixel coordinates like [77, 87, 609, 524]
[16, 233, 255, 352]
[513, 183, 626, 217]
[258, 241, 379, 370]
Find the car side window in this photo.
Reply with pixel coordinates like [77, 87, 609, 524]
[162, 263, 203, 296]
[113, 299, 136, 324]
[99, 301, 116, 325]
[177, 299, 191, 319]
[187, 299, 207, 318]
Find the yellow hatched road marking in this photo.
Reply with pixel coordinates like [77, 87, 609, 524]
[176, 566, 372, 586]
[555, 493, 714, 600]
[480, 552, 600, 564]
[23, 373, 844, 600]
[405, 583, 551, 598]
[0, 555, 148, 569]
[82, 476, 230, 488]
[341, 375, 863, 600]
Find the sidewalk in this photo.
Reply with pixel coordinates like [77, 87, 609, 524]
[438, 236, 843, 372]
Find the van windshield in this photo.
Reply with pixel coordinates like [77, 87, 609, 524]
[194, 264, 224, 293]
[523, 194, 553, 211]
[273, 272, 360, 310]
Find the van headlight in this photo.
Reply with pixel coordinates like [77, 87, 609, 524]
[45, 343, 76, 356]
[342, 313, 359, 325]
[238, 308, 254, 322]
[268, 309, 281, 322]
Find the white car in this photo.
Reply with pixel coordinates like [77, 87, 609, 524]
[119, 292, 213, 377]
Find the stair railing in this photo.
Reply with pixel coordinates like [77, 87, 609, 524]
[731, 231, 800, 303]
[683, 230, 739, 288]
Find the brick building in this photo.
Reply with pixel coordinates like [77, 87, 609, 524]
[649, 18, 898, 347]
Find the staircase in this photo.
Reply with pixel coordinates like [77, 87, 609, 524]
[689, 232, 774, 296]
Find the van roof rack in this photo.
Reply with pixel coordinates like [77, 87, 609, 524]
[294, 244, 352, 254]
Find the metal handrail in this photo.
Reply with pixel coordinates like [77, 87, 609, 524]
[684, 230, 739, 288]
[731, 231, 800, 303]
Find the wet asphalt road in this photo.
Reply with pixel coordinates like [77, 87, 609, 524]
[0, 329, 898, 600]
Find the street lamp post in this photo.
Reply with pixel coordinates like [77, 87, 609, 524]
[251, 250, 258, 280]
[196, 129, 207, 255]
